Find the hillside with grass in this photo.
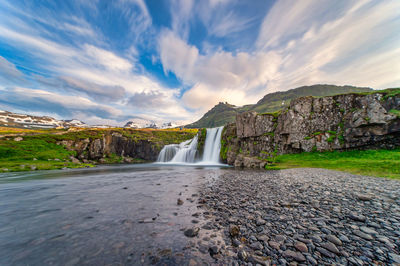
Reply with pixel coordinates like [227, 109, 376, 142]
[186, 84, 372, 128]
[0, 128, 197, 172]
[186, 102, 239, 128]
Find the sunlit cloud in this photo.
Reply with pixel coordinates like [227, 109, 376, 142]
[0, 0, 398, 125]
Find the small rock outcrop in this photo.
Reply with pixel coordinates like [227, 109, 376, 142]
[221, 91, 400, 168]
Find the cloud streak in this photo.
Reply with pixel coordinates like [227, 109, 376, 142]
[159, 0, 400, 112]
[0, 0, 399, 125]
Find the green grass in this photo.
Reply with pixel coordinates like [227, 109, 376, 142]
[0, 138, 92, 172]
[265, 149, 400, 179]
[389, 109, 400, 117]
[0, 128, 197, 172]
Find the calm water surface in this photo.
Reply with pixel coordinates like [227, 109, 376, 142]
[0, 164, 230, 265]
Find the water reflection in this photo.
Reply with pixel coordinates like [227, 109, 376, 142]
[0, 164, 229, 265]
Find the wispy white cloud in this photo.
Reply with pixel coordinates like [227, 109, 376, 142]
[0, 2, 193, 124]
[159, 0, 400, 114]
[159, 30, 281, 110]
[0, 56, 25, 84]
[0, 0, 399, 126]
[208, 11, 256, 38]
[83, 44, 133, 72]
[169, 0, 195, 39]
[0, 87, 122, 120]
[59, 76, 127, 102]
[256, 0, 400, 90]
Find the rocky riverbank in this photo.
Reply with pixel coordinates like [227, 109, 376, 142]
[196, 168, 400, 265]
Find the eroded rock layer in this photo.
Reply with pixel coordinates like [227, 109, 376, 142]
[221, 91, 400, 168]
[58, 132, 162, 162]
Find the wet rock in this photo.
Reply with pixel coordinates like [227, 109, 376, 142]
[188, 259, 198, 266]
[339, 235, 350, 243]
[320, 242, 340, 254]
[348, 212, 366, 222]
[326, 234, 342, 246]
[316, 247, 335, 258]
[353, 230, 373, 240]
[256, 218, 266, 226]
[238, 249, 249, 262]
[209, 245, 219, 256]
[356, 193, 374, 201]
[294, 241, 308, 253]
[250, 255, 271, 266]
[306, 255, 318, 265]
[250, 241, 263, 250]
[138, 218, 153, 223]
[177, 198, 184, 205]
[184, 227, 199, 237]
[310, 234, 322, 243]
[389, 253, 400, 264]
[257, 235, 269, 243]
[282, 249, 306, 262]
[232, 239, 240, 247]
[268, 241, 280, 250]
[275, 235, 286, 242]
[360, 226, 378, 235]
[229, 224, 240, 238]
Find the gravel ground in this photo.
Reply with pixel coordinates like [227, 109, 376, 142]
[194, 168, 400, 265]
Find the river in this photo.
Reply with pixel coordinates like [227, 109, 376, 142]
[0, 164, 230, 265]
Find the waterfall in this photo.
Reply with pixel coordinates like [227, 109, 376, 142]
[156, 144, 179, 162]
[157, 135, 198, 163]
[202, 126, 224, 163]
[156, 127, 223, 165]
[170, 135, 198, 163]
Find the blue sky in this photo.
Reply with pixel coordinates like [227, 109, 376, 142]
[0, 0, 399, 125]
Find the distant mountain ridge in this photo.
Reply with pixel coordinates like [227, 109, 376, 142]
[0, 110, 88, 129]
[185, 84, 373, 128]
[124, 119, 177, 129]
[0, 110, 178, 129]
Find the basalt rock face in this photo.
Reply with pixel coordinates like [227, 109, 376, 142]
[221, 92, 400, 168]
[58, 132, 161, 162]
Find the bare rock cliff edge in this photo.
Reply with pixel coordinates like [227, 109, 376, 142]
[221, 91, 400, 168]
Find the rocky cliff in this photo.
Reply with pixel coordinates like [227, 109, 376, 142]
[221, 89, 400, 168]
[58, 132, 158, 163]
[56, 129, 196, 164]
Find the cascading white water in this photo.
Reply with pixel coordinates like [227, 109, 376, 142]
[202, 126, 223, 163]
[156, 144, 179, 162]
[157, 135, 198, 163]
[156, 126, 223, 165]
[171, 135, 198, 163]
